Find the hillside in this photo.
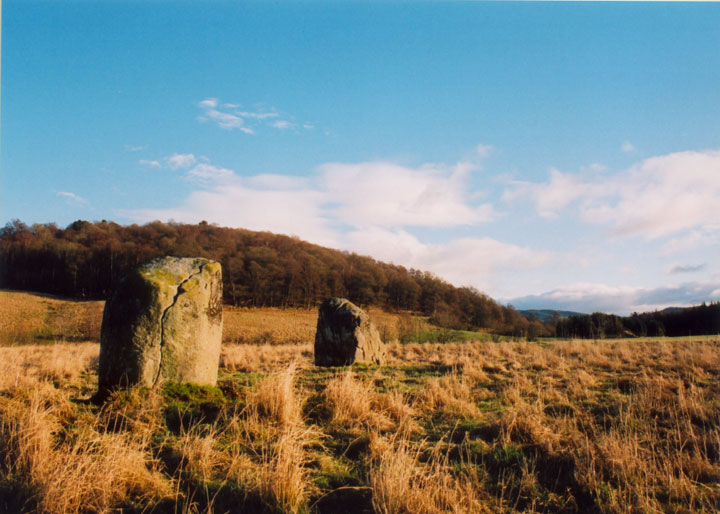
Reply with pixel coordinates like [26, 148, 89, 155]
[0, 220, 544, 336]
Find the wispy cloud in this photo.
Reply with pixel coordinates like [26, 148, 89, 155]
[166, 153, 197, 170]
[620, 141, 635, 153]
[661, 224, 720, 255]
[669, 263, 706, 275]
[200, 109, 248, 131]
[238, 111, 279, 120]
[139, 159, 161, 168]
[197, 98, 250, 131]
[196, 98, 313, 134]
[271, 120, 292, 129]
[475, 144, 493, 158]
[57, 191, 88, 206]
[124, 144, 146, 152]
[198, 98, 218, 109]
[186, 163, 235, 183]
[141, 153, 199, 171]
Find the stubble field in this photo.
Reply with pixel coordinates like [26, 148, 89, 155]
[0, 290, 718, 513]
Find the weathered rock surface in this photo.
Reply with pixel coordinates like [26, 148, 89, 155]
[98, 256, 223, 394]
[314, 297, 386, 366]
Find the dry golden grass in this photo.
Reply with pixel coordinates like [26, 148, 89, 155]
[245, 363, 305, 428]
[0, 338, 718, 513]
[323, 370, 416, 433]
[1, 290, 420, 347]
[221, 342, 312, 373]
[222, 306, 319, 345]
[220, 305, 414, 345]
[0, 290, 103, 345]
[418, 373, 482, 420]
[370, 435, 483, 514]
[0, 290, 49, 343]
[219, 365, 315, 514]
[0, 381, 171, 514]
[325, 370, 375, 425]
[0, 342, 99, 390]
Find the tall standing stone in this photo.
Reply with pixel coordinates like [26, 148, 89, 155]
[314, 297, 386, 366]
[97, 256, 223, 395]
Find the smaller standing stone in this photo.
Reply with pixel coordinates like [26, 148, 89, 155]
[314, 297, 386, 366]
[97, 256, 223, 396]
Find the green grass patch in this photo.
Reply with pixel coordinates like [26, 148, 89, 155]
[161, 382, 226, 433]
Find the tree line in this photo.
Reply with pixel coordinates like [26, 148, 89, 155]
[549, 303, 720, 339]
[0, 219, 545, 336]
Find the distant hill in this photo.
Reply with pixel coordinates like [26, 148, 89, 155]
[519, 309, 584, 322]
[659, 306, 685, 314]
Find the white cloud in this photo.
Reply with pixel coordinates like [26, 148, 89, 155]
[238, 111, 279, 120]
[510, 280, 720, 315]
[272, 120, 292, 130]
[504, 148, 720, 239]
[197, 98, 318, 134]
[582, 163, 607, 173]
[475, 144, 493, 158]
[125, 144, 146, 152]
[198, 98, 218, 109]
[205, 109, 246, 130]
[660, 224, 720, 255]
[319, 160, 495, 228]
[503, 167, 604, 218]
[594, 149, 720, 239]
[130, 158, 496, 231]
[345, 227, 549, 293]
[139, 159, 161, 168]
[165, 153, 197, 170]
[621, 141, 635, 153]
[57, 191, 88, 206]
[246, 174, 309, 190]
[197, 98, 249, 130]
[186, 163, 235, 182]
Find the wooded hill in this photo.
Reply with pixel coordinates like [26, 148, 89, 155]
[0, 219, 544, 336]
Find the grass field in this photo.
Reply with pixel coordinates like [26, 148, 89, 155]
[0, 290, 437, 346]
[0, 290, 718, 513]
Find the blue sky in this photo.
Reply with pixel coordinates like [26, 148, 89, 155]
[2, 1, 720, 314]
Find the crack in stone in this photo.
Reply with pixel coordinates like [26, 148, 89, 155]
[153, 262, 207, 387]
